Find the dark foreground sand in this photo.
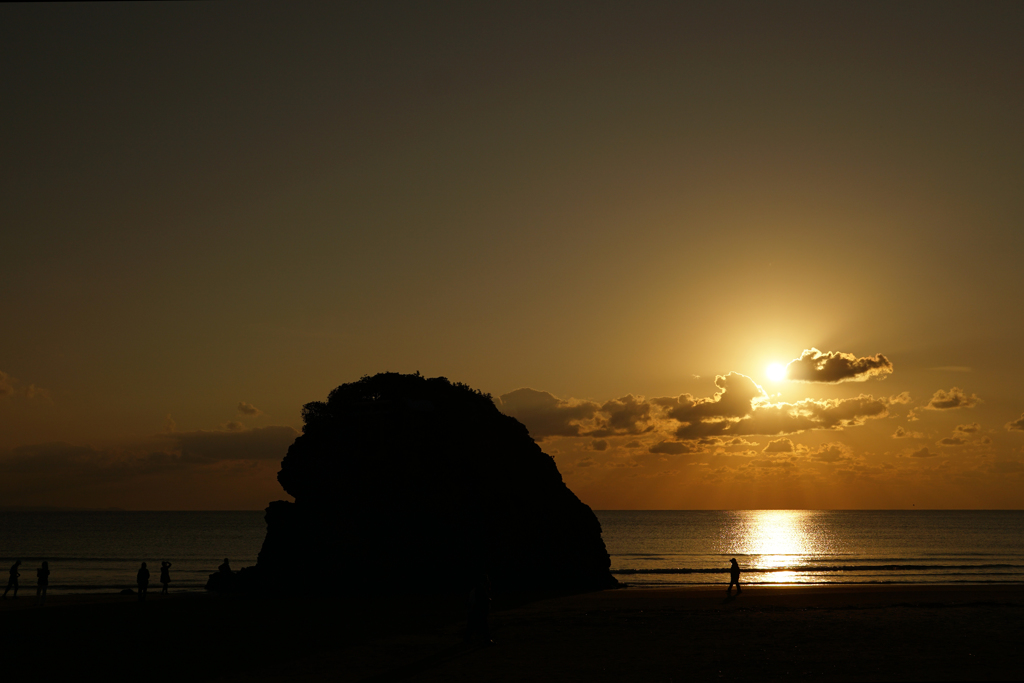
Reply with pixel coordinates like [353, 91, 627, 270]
[2, 584, 1022, 681]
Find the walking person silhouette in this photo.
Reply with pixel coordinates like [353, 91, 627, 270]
[3, 560, 21, 598]
[137, 562, 150, 601]
[160, 561, 172, 595]
[36, 561, 49, 606]
[727, 557, 742, 594]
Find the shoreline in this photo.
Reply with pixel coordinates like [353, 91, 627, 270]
[3, 579, 1024, 601]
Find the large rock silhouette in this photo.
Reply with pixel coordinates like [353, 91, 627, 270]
[254, 372, 618, 594]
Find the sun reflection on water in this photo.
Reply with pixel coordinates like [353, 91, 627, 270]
[726, 510, 834, 582]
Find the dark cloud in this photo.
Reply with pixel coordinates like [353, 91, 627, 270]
[808, 444, 851, 463]
[937, 437, 966, 446]
[591, 439, 608, 451]
[0, 443, 184, 479]
[1005, 414, 1024, 432]
[0, 425, 301, 483]
[237, 401, 264, 417]
[954, 423, 980, 435]
[165, 425, 299, 462]
[892, 426, 924, 439]
[925, 387, 980, 410]
[655, 372, 766, 422]
[588, 395, 652, 437]
[503, 369, 891, 447]
[496, 388, 599, 439]
[762, 438, 795, 453]
[649, 441, 699, 455]
[748, 458, 795, 468]
[606, 460, 640, 469]
[784, 348, 893, 384]
[910, 447, 939, 458]
[656, 372, 889, 439]
[767, 395, 882, 438]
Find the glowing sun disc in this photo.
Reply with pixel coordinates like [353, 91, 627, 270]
[766, 363, 787, 381]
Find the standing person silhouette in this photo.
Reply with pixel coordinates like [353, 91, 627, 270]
[3, 560, 21, 598]
[159, 561, 172, 595]
[137, 562, 150, 601]
[728, 558, 742, 594]
[36, 561, 50, 605]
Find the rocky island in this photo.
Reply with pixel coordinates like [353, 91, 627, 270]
[220, 372, 617, 595]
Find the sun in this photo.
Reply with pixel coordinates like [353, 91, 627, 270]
[766, 363, 787, 381]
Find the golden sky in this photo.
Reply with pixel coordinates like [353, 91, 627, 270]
[2, 2, 1024, 509]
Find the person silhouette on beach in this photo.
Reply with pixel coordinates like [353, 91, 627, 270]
[137, 562, 150, 601]
[3, 560, 21, 598]
[160, 561, 172, 595]
[728, 558, 742, 594]
[36, 561, 50, 605]
[219, 558, 232, 574]
[466, 572, 493, 645]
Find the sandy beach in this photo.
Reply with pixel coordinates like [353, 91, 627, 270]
[2, 584, 1021, 681]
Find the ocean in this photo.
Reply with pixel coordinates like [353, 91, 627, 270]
[1, 510, 1022, 594]
[602, 510, 1024, 586]
[0, 511, 265, 595]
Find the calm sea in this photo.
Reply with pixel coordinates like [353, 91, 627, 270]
[1, 510, 1022, 594]
[0, 511, 265, 595]
[601, 510, 1024, 586]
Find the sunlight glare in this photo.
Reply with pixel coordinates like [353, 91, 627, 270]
[766, 363, 787, 381]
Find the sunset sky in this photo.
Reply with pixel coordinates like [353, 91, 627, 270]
[3, 2, 1024, 510]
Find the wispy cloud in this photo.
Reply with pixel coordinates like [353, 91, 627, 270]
[237, 401, 264, 417]
[0, 370, 50, 402]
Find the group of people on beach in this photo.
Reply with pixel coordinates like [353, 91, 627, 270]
[8, 555, 738, 614]
[134, 560, 175, 600]
[3, 560, 50, 605]
[4, 558, 186, 604]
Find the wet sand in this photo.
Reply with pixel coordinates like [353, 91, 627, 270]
[2, 585, 1022, 681]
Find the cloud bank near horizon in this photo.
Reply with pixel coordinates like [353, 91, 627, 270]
[499, 368, 896, 447]
[0, 424, 300, 507]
